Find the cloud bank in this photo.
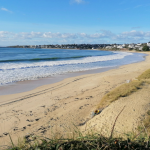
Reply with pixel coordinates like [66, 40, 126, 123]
[0, 30, 150, 46]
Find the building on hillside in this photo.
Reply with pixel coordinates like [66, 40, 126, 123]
[137, 43, 142, 46]
[105, 46, 112, 49]
[128, 44, 135, 49]
[122, 44, 126, 48]
[147, 42, 150, 47]
[117, 45, 123, 49]
[139, 47, 143, 51]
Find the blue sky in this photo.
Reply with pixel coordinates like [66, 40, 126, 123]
[0, 0, 150, 46]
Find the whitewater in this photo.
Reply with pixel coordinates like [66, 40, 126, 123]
[0, 48, 146, 86]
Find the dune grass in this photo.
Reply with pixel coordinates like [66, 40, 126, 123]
[6, 129, 150, 150]
[138, 69, 150, 80]
[97, 68, 150, 109]
[97, 80, 144, 109]
[142, 110, 150, 132]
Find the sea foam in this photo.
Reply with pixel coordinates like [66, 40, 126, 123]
[0, 52, 134, 86]
[0, 52, 132, 70]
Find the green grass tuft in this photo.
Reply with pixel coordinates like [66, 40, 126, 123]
[7, 134, 150, 150]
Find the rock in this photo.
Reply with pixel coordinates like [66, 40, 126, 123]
[13, 128, 18, 131]
[44, 111, 47, 115]
[79, 106, 83, 109]
[35, 118, 40, 121]
[41, 130, 47, 134]
[41, 105, 45, 108]
[26, 119, 34, 122]
[126, 80, 131, 83]
[3, 132, 9, 136]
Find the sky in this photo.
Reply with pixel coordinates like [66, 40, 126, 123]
[0, 0, 150, 46]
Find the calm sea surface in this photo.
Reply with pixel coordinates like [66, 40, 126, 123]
[0, 48, 146, 86]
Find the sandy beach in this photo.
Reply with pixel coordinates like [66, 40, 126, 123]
[0, 51, 150, 148]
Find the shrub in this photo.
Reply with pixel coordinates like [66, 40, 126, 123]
[142, 45, 150, 51]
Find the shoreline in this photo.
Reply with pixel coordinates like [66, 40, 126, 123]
[0, 66, 117, 95]
[0, 51, 149, 147]
[0, 50, 146, 96]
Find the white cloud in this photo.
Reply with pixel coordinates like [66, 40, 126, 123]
[1, 7, 12, 13]
[0, 30, 150, 45]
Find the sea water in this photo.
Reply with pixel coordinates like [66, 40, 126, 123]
[0, 48, 146, 86]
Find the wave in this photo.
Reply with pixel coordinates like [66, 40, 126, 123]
[0, 52, 132, 70]
[0, 56, 89, 63]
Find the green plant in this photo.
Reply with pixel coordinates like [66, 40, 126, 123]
[142, 45, 150, 51]
[7, 132, 150, 150]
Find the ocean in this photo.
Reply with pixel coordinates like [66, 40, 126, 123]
[0, 48, 146, 86]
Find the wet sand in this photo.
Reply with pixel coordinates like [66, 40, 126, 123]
[0, 67, 117, 96]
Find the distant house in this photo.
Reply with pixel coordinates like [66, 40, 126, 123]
[117, 45, 123, 49]
[137, 43, 142, 46]
[105, 46, 112, 49]
[30, 45, 36, 48]
[41, 45, 46, 48]
[147, 42, 150, 47]
[128, 44, 135, 49]
[23, 45, 28, 48]
[139, 47, 143, 51]
[122, 44, 126, 48]
[135, 45, 140, 48]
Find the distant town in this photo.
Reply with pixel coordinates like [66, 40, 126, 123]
[7, 42, 150, 51]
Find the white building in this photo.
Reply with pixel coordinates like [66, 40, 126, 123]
[122, 44, 126, 48]
[137, 43, 142, 46]
[128, 44, 135, 49]
[147, 42, 150, 47]
[117, 45, 123, 49]
[139, 47, 143, 51]
[105, 46, 112, 49]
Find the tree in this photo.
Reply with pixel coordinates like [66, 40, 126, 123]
[142, 45, 150, 51]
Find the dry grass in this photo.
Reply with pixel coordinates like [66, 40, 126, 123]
[97, 68, 150, 109]
[138, 69, 150, 80]
[97, 80, 144, 109]
[143, 110, 150, 132]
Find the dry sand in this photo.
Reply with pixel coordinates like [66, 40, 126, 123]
[0, 51, 150, 148]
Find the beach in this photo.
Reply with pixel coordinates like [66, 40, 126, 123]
[0, 51, 150, 148]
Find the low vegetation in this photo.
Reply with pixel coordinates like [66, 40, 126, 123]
[6, 131, 150, 150]
[144, 110, 150, 129]
[138, 69, 150, 80]
[97, 80, 144, 109]
[142, 45, 150, 51]
[97, 68, 150, 109]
